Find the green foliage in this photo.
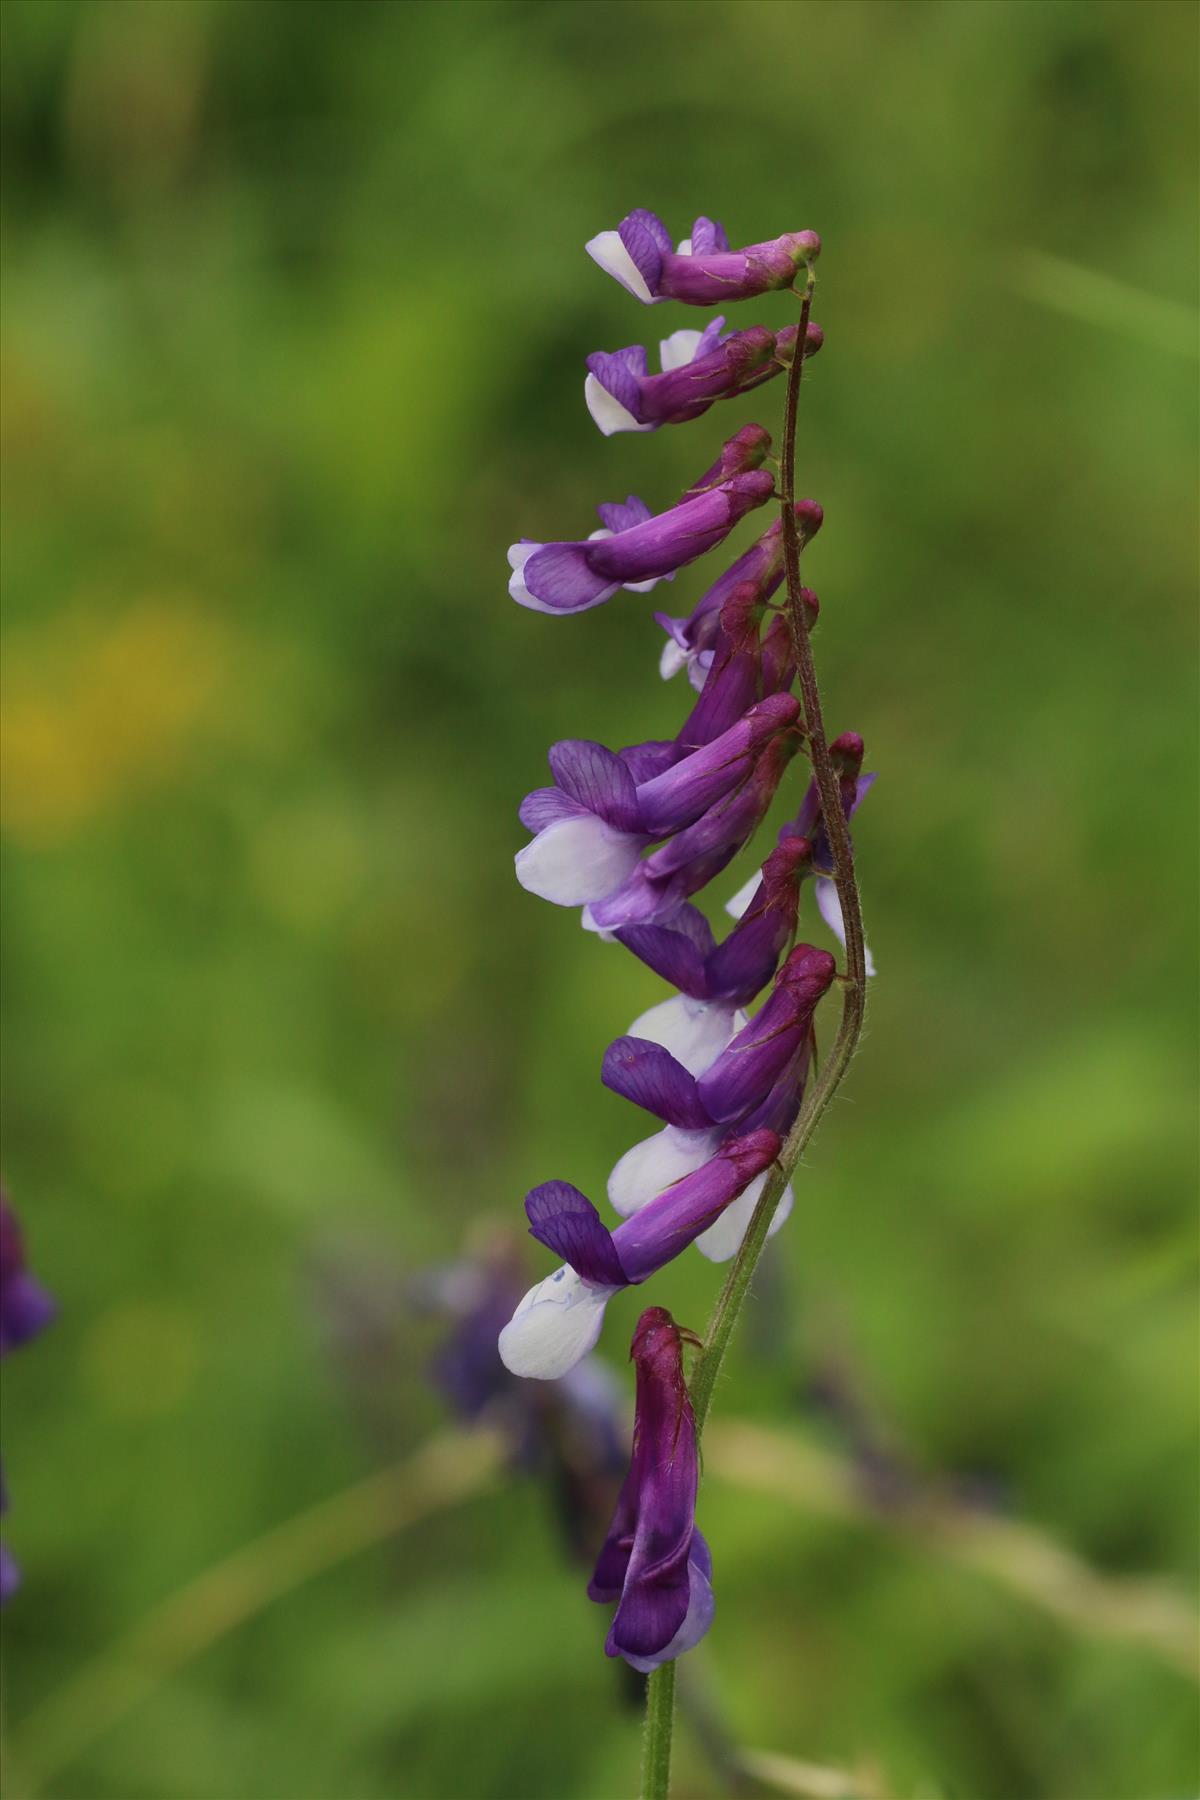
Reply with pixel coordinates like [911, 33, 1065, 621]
[1, 2, 1196, 1796]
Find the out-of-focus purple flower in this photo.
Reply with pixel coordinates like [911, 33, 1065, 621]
[497, 1131, 779, 1379]
[515, 697, 799, 910]
[508, 433, 775, 615]
[585, 318, 822, 436]
[0, 1194, 56, 1356]
[1, 1192, 54, 1606]
[399, 1238, 633, 1562]
[588, 1306, 712, 1672]
[657, 503, 824, 688]
[587, 210, 820, 308]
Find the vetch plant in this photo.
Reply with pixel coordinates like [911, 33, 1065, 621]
[500, 208, 873, 1798]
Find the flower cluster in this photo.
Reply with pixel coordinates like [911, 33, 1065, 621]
[498, 210, 873, 1672]
[0, 1190, 56, 1601]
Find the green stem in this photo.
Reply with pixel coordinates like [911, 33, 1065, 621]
[640, 258, 868, 1800]
[641, 1661, 677, 1800]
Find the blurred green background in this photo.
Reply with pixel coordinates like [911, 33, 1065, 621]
[1, 2, 1197, 1796]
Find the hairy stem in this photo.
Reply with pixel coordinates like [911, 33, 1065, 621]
[642, 1659, 677, 1800]
[642, 263, 869, 1799]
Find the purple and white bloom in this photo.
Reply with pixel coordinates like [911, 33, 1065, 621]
[657, 506, 823, 687]
[585, 318, 822, 436]
[497, 1131, 779, 1379]
[516, 739, 651, 908]
[604, 939, 834, 1260]
[509, 466, 775, 616]
[584, 732, 803, 933]
[588, 1306, 713, 1671]
[586, 210, 820, 308]
[515, 696, 798, 910]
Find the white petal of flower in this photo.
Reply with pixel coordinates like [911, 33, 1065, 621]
[608, 1125, 720, 1217]
[624, 575, 665, 594]
[694, 1174, 795, 1262]
[816, 877, 876, 975]
[585, 231, 654, 304]
[724, 872, 760, 920]
[659, 637, 687, 680]
[628, 994, 741, 1075]
[675, 237, 693, 258]
[497, 1266, 615, 1379]
[658, 329, 704, 372]
[580, 906, 618, 940]
[584, 374, 652, 437]
[515, 815, 641, 906]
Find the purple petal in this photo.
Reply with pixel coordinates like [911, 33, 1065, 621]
[614, 908, 714, 998]
[610, 1130, 780, 1283]
[618, 739, 680, 784]
[595, 495, 653, 535]
[525, 1182, 627, 1288]
[689, 217, 729, 254]
[619, 212, 668, 292]
[548, 740, 641, 832]
[585, 351, 645, 422]
[697, 946, 836, 1125]
[636, 693, 799, 838]
[601, 1037, 712, 1130]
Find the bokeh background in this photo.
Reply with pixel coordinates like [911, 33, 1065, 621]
[1, 3, 1197, 1797]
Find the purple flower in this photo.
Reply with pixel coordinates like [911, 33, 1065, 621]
[605, 937, 834, 1262]
[515, 696, 798, 909]
[587, 210, 820, 308]
[1, 1193, 54, 1607]
[0, 1195, 55, 1357]
[585, 318, 822, 437]
[497, 1131, 779, 1379]
[584, 732, 803, 933]
[508, 436, 775, 616]
[588, 1307, 713, 1672]
[657, 504, 824, 688]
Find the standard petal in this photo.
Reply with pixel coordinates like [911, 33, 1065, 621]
[607, 1126, 720, 1218]
[525, 1181, 628, 1287]
[515, 815, 642, 907]
[549, 739, 641, 832]
[497, 1267, 615, 1380]
[601, 1035, 712, 1129]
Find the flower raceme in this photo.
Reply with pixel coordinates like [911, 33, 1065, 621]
[584, 317, 823, 437]
[497, 1131, 779, 1381]
[499, 209, 857, 1682]
[586, 210, 820, 308]
[588, 1307, 712, 1672]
